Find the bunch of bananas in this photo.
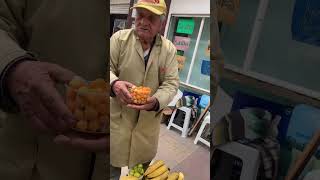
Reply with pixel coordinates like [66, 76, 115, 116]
[120, 160, 185, 180]
[143, 160, 184, 180]
[120, 176, 139, 180]
[143, 160, 169, 180]
[167, 172, 184, 180]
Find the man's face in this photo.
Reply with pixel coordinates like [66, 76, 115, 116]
[135, 8, 162, 41]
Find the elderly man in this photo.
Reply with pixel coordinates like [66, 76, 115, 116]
[109, 0, 179, 178]
[0, 1, 107, 180]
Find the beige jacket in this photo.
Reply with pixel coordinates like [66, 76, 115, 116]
[110, 29, 179, 168]
[0, 1, 107, 180]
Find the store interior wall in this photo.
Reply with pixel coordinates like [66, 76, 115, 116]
[169, 0, 209, 15]
[220, 0, 320, 94]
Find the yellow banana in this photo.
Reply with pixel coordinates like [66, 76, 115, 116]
[144, 160, 165, 176]
[167, 172, 179, 180]
[149, 170, 169, 180]
[147, 165, 168, 178]
[120, 176, 139, 180]
[178, 172, 184, 180]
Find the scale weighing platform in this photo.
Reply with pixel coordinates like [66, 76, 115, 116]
[211, 141, 263, 180]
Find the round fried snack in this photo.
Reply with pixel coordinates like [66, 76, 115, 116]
[69, 76, 86, 89]
[130, 86, 152, 105]
[66, 77, 109, 134]
[88, 78, 107, 90]
[74, 108, 85, 122]
[84, 106, 98, 122]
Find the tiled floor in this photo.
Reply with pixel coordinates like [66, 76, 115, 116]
[121, 124, 210, 180]
[155, 125, 205, 167]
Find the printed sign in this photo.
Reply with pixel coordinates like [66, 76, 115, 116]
[201, 59, 210, 76]
[173, 36, 191, 51]
[292, 0, 320, 46]
[176, 18, 195, 35]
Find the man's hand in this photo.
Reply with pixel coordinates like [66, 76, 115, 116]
[54, 133, 108, 152]
[6, 61, 76, 132]
[112, 80, 135, 104]
[127, 96, 158, 111]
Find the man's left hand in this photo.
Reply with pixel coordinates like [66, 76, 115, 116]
[53, 133, 108, 152]
[127, 97, 158, 111]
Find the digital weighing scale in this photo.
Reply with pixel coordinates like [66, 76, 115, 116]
[211, 141, 262, 180]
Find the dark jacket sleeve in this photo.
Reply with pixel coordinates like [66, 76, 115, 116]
[0, 0, 35, 112]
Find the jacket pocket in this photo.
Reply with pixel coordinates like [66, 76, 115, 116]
[110, 98, 121, 131]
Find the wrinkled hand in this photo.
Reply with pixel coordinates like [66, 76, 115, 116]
[6, 60, 76, 132]
[112, 80, 135, 104]
[127, 96, 158, 111]
[54, 133, 108, 152]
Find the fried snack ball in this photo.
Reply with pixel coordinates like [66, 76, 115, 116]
[69, 76, 87, 89]
[130, 86, 151, 104]
[67, 77, 109, 132]
[88, 78, 107, 90]
[84, 106, 98, 122]
[74, 108, 85, 122]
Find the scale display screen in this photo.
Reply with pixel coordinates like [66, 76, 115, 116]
[211, 149, 243, 180]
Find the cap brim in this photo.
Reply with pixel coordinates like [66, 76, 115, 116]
[131, 5, 164, 15]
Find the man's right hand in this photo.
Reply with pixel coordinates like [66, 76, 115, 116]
[112, 80, 135, 105]
[6, 60, 76, 133]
